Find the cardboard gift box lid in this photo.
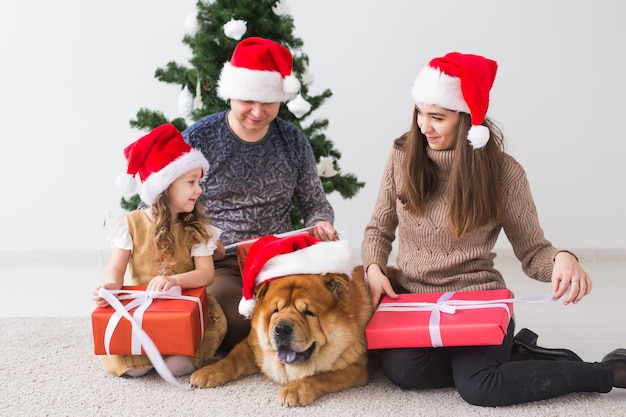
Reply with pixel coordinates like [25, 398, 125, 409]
[91, 285, 208, 356]
[365, 289, 513, 350]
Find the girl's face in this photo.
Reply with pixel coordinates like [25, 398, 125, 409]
[416, 103, 461, 151]
[167, 168, 204, 218]
[228, 99, 281, 142]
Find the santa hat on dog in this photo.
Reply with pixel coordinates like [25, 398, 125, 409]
[116, 124, 209, 205]
[411, 52, 498, 149]
[238, 234, 354, 319]
[217, 37, 300, 103]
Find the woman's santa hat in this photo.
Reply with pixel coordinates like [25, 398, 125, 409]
[411, 52, 498, 149]
[217, 37, 300, 103]
[238, 234, 353, 319]
[116, 124, 209, 205]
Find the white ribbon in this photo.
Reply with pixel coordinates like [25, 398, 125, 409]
[98, 286, 204, 389]
[223, 227, 315, 250]
[376, 291, 556, 348]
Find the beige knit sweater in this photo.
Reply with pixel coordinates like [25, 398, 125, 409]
[361, 146, 565, 294]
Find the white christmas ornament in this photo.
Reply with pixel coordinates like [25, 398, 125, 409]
[317, 156, 337, 178]
[178, 86, 194, 124]
[223, 19, 247, 40]
[286, 94, 311, 118]
[184, 11, 200, 36]
[194, 77, 204, 110]
[272, 0, 291, 16]
[301, 62, 315, 86]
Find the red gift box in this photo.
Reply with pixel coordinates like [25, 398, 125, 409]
[91, 286, 208, 356]
[365, 289, 513, 349]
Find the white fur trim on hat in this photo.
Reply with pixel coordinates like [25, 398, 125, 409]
[217, 61, 299, 103]
[411, 66, 470, 114]
[237, 240, 354, 318]
[139, 148, 209, 205]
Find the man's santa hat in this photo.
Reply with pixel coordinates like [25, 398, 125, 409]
[411, 52, 498, 149]
[238, 234, 353, 319]
[116, 124, 209, 205]
[217, 37, 300, 103]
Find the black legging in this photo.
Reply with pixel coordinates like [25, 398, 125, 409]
[380, 320, 614, 406]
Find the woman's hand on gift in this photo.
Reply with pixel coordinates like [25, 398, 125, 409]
[93, 282, 123, 307]
[366, 263, 398, 307]
[551, 251, 592, 305]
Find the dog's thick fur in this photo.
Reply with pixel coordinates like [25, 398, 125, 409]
[190, 265, 374, 406]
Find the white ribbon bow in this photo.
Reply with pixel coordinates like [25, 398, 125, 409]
[98, 286, 204, 389]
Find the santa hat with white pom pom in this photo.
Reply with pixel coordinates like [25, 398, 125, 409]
[411, 52, 498, 149]
[217, 37, 300, 104]
[238, 234, 354, 319]
[116, 124, 209, 205]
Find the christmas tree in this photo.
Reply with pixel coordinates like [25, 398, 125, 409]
[125, 0, 364, 227]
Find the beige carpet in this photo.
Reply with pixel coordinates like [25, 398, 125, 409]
[1, 317, 624, 417]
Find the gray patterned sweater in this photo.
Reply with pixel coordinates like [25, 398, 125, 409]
[183, 111, 334, 253]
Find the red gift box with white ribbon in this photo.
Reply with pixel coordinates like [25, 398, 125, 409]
[365, 289, 514, 349]
[91, 286, 207, 356]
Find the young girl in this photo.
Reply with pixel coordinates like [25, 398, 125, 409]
[93, 123, 227, 378]
[361, 52, 626, 406]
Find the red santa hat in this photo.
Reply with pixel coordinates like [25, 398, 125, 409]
[411, 52, 498, 149]
[116, 124, 209, 205]
[217, 37, 300, 103]
[238, 234, 354, 319]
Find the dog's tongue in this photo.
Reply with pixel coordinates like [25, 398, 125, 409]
[277, 347, 297, 364]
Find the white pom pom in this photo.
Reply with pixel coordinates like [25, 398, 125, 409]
[116, 173, 137, 196]
[286, 94, 311, 118]
[282, 75, 300, 95]
[184, 12, 200, 36]
[223, 18, 247, 40]
[272, 0, 291, 16]
[467, 125, 490, 149]
[238, 297, 256, 319]
[178, 86, 194, 124]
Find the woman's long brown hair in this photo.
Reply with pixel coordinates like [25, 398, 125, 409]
[397, 109, 505, 237]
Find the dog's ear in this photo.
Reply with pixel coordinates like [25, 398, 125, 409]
[256, 281, 270, 301]
[325, 274, 350, 299]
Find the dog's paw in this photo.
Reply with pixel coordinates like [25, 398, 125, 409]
[189, 366, 229, 388]
[278, 381, 318, 407]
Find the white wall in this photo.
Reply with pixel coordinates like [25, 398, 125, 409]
[1, 0, 625, 252]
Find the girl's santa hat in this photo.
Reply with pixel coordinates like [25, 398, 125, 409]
[238, 234, 354, 319]
[411, 52, 498, 149]
[217, 37, 300, 103]
[116, 124, 209, 205]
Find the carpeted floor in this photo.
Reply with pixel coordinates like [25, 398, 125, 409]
[1, 317, 624, 417]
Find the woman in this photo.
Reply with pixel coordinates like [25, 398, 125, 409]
[361, 52, 625, 406]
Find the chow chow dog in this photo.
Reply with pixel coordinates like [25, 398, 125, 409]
[190, 265, 373, 406]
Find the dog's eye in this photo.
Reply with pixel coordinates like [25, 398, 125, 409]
[304, 310, 316, 317]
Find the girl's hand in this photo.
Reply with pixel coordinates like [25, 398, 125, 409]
[93, 283, 122, 307]
[147, 275, 178, 292]
[551, 251, 592, 305]
[366, 263, 398, 307]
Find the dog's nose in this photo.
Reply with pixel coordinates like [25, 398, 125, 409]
[274, 323, 293, 338]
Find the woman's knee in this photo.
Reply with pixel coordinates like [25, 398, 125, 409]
[381, 348, 452, 389]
